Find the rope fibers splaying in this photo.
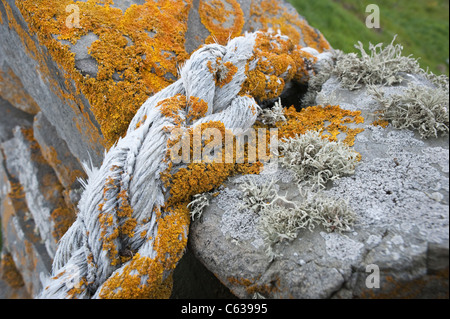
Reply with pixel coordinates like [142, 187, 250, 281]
[38, 30, 325, 299]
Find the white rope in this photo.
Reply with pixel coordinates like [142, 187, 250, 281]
[38, 31, 325, 299]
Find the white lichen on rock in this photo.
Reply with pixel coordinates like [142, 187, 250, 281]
[258, 98, 287, 125]
[334, 36, 423, 90]
[188, 192, 214, 221]
[258, 190, 356, 256]
[278, 130, 360, 189]
[369, 82, 449, 139]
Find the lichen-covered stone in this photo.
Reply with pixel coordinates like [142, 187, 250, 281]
[0, 97, 33, 143]
[189, 74, 449, 299]
[1, 127, 76, 258]
[0, 151, 52, 297]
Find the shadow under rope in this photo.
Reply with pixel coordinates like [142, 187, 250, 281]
[171, 246, 237, 299]
[260, 81, 310, 112]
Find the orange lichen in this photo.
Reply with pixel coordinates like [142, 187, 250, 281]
[135, 115, 147, 129]
[66, 277, 88, 299]
[8, 180, 25, 200]
[158, 94, 186, 126]
[0, 68, 40, 115]
[15, 0, 193, 147]
[228, 275, 280, 296]
[360, 269, 449, 299]
[9, 127, 77, 241]
[239, 32, 317, 102]
[0, 253, 25, 289]
[98, 203, 189, 299]
[51, 207, 76, 240]
[199, 0, 245, 45]
[276, 105, 365, 147]
[13, 0, 330, 148]
[117, 189, 136, 239]
[38, 144, 85, 188]
[207, 57, 239, 88]
[98, 176, 121, 266]
[187, 96, 209, 122]
[3, 0, 105, 155]
[249, 0, 330, 52]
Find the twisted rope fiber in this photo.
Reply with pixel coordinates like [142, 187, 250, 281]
[39, 31, 327, 298]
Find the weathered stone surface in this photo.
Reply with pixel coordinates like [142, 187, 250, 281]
[1, 127, 76, 259]
[0, 64, 40, 116]
[33, 112, 86, 210]
[0, 251, 31, 299]
[189, 75, 449, 299]
[0, 96, 33, 143]
[0, 0, 105, 167]
[0, 151, 52, 297]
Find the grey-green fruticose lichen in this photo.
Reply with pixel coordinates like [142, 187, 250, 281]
[279, 130, 360, 189]
[303, 36, 449, 139]
[259, 98, 287, 126]
[334, 35, 424, 90]
[235, 128, 359, 257]
[304, 36, 446, 99]
[250, 187, 356, 259]
[187, 191, 215, 221]
[369, 82, 449, 139]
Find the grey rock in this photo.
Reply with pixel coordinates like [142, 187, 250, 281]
[33, 112, 86, 210]
[0, 97, 33, 143]
[0, 151, 52, 297]
[1, 127, 75, 259]
[189, 75, 449, 299]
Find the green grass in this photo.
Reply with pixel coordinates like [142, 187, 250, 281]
[288, 0, 449, 75]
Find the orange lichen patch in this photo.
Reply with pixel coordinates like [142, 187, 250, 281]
[360, 269, 449, 299]
[38, 144, 85, 188]
[228, 275, 280, 296]
[249, 0, 330, 52]
[0, 68, 40, 115]
[276, 105, 365, 147]
[67, 277, 88, 299]
[8, 180, 25, 200]
[239, 32, 317, 102]
[162, 120, 265, 205]
[117, 189, 136, 239]
[158, 94, 186, 126]
[371, 119, 389, 128]
[98, 176, 121, 266]
[16, 0, 193, 147]
[98, 203, 189, 299]
[207, 57, 239, 88]
[97, 170, 139, 267]
[51, 207, 76, 240]
[0, 253, 25, 288]
[135, 115, 147, 129]
[4, 0, 105, 154]
[3, 179, 40, 245]
[199, 0, 244, 45]
[187, 96, 209, 122]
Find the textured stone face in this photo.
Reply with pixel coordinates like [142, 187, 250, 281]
[189, 75, 449, 299]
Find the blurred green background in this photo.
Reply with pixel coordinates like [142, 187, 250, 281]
[288, 0, 449, 75]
